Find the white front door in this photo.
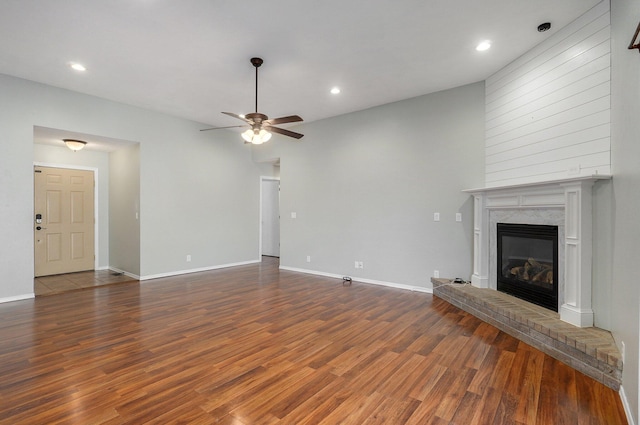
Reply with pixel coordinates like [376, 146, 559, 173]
[34, 166, 95, 276]
[261, 178, 280, 257]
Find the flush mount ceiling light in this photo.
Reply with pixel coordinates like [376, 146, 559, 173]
[330, 87, 341, 94]
[63, 139, 87, 151]
[69, 62, 86, 72]
[476, 40, 491, 51]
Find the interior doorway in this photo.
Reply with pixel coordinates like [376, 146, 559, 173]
[34, 166, 96, 277]
[33, 127, 141, 296]
[260, 177, 280, 257]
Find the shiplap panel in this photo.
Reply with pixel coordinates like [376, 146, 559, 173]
[486, 15, 610, 108]
[486, 54, 610, 123]
[487, 124, 610, 165]
[486, 65, 610, 129]
[486, 166, 610, 187]
[486, 151, 610, 184]
[486, 1, 610, 97]
[486, 81, 610, 139]
[483, 3, 610, 187]
[486, 110, 610, 157]
[486, 138, 609, 174]
[486, 96, 610, 147]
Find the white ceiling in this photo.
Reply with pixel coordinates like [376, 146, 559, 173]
[1, 0, 601, 150]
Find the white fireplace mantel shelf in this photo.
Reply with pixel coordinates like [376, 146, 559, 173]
[463, 175, 611, 196]
[463, 175, 611, 328]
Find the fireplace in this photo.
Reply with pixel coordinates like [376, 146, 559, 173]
[496, 223, 558, 311]
[465, 176, 611, 327]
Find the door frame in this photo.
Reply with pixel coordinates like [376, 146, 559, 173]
[34, 162, 99, 271]
[259, 176, 280, 258]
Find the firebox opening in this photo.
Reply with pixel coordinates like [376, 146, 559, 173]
[497, 223, 558, 312]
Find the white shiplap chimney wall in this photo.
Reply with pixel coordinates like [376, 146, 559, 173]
[485, 2, 611, 187]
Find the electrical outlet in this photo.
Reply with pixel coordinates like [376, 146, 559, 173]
[306, 255, 311, 263]
[186, 254, 191, 262]
[434, 270, 440, 278]
[456, 213, 462, 222]
[433, 212, 440, 222]
[355, 261, 364, 269]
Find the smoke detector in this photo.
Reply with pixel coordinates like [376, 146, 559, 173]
[538, 22, 551, 32]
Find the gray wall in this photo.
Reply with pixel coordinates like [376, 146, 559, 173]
[254, 82, 485, 289]
[610, 0, 640, 420]
[137, 122, 264, 277]
[0, 73, 266, 299]
[109, 144, 141, 276]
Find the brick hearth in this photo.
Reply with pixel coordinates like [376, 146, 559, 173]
[432, 278, 622, 390]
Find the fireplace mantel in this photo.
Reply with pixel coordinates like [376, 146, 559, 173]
[463, 175, 611, 327]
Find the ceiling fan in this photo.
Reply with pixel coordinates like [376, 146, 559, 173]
[201, 57, 304, 144]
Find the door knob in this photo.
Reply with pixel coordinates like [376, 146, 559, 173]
[36, 226, 46, 231]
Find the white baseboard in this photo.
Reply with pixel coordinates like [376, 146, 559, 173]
[139, 259, 261, 281]
[0, 293, 35, 304]
[619, 385, 636, 425]
[278, 266, 433, 294]
[108, 267, 141, 281]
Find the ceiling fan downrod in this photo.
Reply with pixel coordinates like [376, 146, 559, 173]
[250, 57, 263, 113]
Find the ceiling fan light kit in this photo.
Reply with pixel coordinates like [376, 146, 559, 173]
[242, 128, 272, 144]
[201, 57, 304, 143]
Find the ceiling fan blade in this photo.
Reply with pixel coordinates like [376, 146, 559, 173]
[200, 125, 246, 132]
[266, 126, 304, 139]
[265, 115, 303, 125]
[222, 112, 251, 123]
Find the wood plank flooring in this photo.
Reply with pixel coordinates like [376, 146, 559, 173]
[0, 257, 627, 424]
[34, 269, 138, 296]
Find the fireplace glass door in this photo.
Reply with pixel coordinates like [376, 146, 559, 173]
[496, 223, 558, 311]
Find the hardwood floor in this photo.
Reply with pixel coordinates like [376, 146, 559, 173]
[34, 269, 138, 296]
[0, 257, 627, 424]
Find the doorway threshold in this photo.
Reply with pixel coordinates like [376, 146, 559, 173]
[35, 270, 138, 296]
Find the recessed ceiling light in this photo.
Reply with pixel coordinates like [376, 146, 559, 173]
[476, 40, 491, 51]
[330, 87, 341, 95]
[69, 62, 87, 72]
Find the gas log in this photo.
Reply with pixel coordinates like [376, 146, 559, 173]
[508, 257, 553, 284]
